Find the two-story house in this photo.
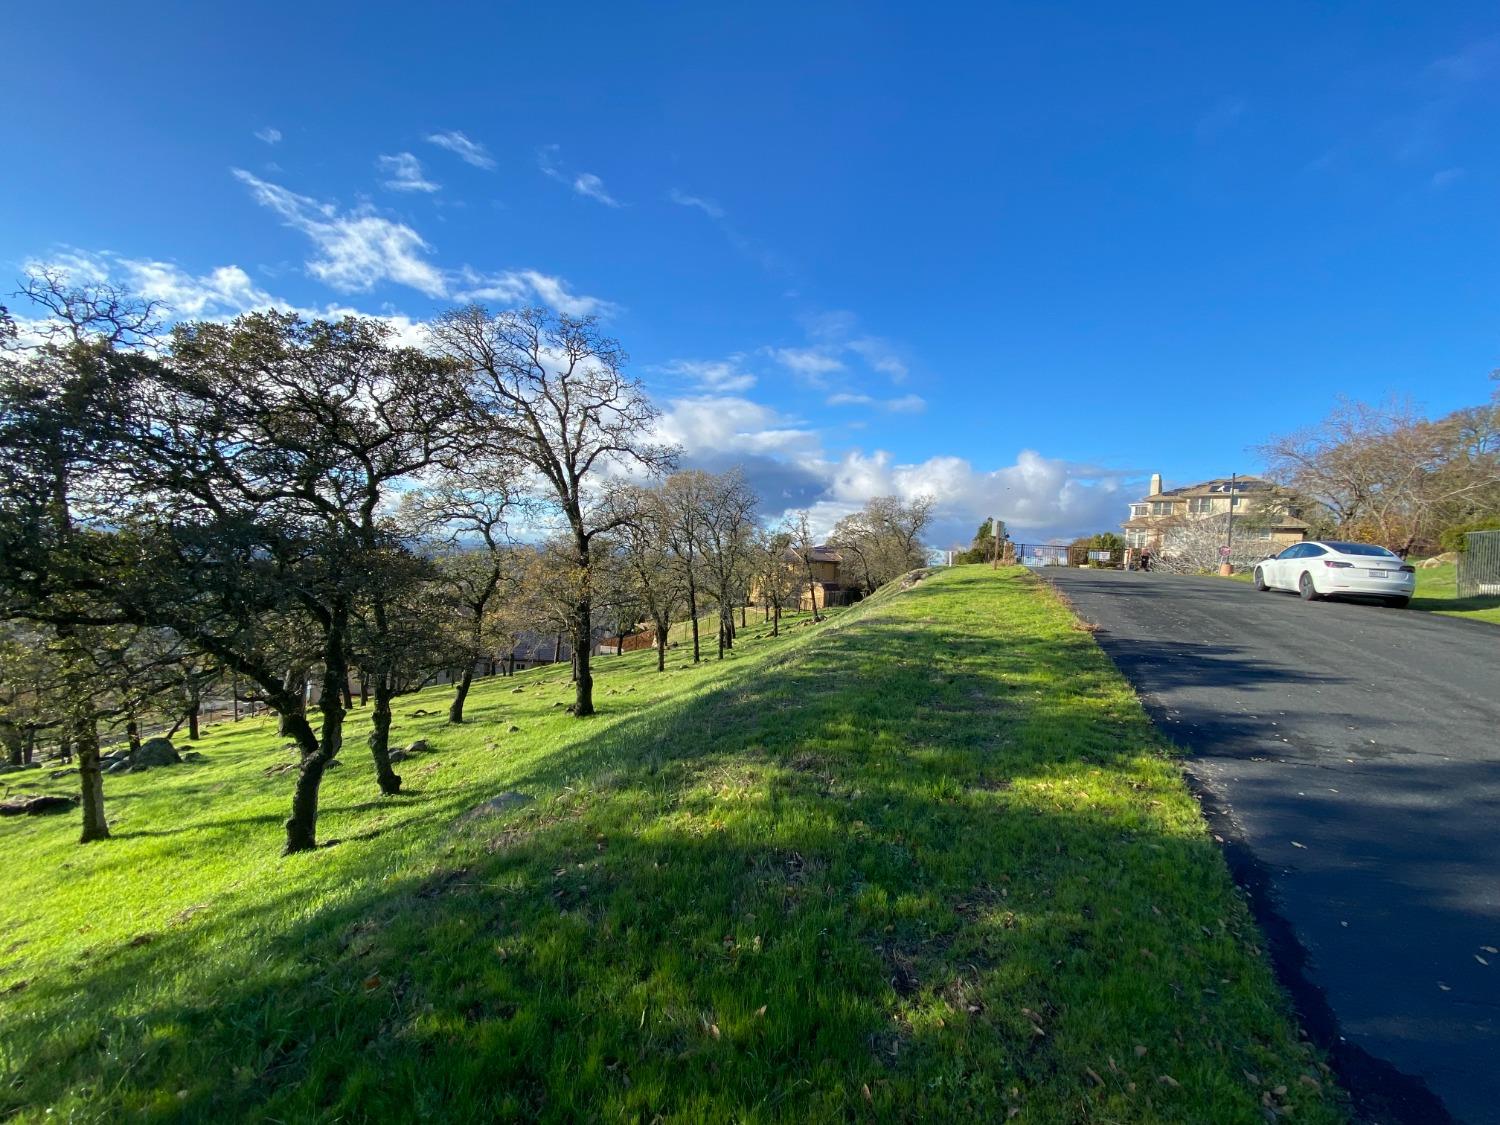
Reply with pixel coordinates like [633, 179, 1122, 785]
[1121, 474, 1307, 554]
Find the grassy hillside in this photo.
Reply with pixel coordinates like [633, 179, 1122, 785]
[0, 568, 1338, 1123]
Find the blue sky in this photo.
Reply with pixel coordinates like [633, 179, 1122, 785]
[5, 2, 1499, 543]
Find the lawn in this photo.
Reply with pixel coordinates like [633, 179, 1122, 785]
[1408, 560, 1500, 625]
[0, 567, 1338, 1123]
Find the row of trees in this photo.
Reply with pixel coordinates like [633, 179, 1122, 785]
[0, 275, 675, 852]
[0, 274, 937, 854]
[1257, 388, 1500, 555]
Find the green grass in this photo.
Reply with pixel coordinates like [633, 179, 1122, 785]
[1408, 560, 1500, 624]
[1221, 560, 1500, 624]
[0, 568, 1339, 1123]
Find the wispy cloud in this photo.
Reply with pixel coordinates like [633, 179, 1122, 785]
[768, 346, 845, 383]
[1431, 167, 1464, 188]
[425, 130, 496, 170]
[538, 145, 622, 207]
[254, 127, 282, 145]
[233, 168, 449, 297]
[572, 172, 621, 207]
[1431, 37, 1500, 85]
[827, 391, 925, 413]
[454, 267, 616, 318]
[669, 188, 725, 219]
[658, 358, 756, 393]
[377, 152, 441, 193]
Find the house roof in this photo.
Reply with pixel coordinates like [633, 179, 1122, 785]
[781, 545, 843, 564]
[1136, 476, 1275, 502]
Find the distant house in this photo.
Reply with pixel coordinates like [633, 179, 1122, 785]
[1121, 474, 1307, 553]
[750, 545, 858, 611]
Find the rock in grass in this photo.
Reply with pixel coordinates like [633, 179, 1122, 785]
[388, 749, 411, 763]
[182, 751, 206, 763]
[0, 795, 77, 817]
[132, 737, 181, 770]
[460, 792, 535, 821]
[406, 739, 430, 754]
[507, 724, 521, 733]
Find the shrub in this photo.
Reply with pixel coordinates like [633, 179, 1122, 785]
[1439, 518, 1500, 553]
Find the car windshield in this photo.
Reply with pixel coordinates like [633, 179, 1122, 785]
[1324, 542, 1398, 558]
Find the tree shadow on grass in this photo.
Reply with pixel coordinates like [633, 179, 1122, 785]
[0, 571, 1341, 1123]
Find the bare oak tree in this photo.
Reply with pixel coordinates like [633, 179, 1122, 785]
[431, 306, 676, 716]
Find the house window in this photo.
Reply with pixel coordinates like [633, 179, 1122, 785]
[1126, 530, 1149, 548]
[1150, 501, 1174, 516]
[1188, 497, 1214, 514]
[1130, 504, 1147, 518]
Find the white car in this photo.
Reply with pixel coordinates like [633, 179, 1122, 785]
[1253, 540, 1416, 607]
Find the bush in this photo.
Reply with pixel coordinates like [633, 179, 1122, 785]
[1439, 518, 1500, 553]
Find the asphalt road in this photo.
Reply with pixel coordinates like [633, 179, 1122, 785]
[1042, 567, 1500, 1125]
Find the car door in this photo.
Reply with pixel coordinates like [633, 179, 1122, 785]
[1267, 544, 1301, 589]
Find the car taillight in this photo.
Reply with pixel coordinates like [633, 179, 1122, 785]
[1400, 565, 1415, 573]
[1323, 560, 1353, 568]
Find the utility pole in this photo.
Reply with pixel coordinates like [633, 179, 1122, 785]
[991, 516, 1001, 569]
[1220, 472, 1238, 576]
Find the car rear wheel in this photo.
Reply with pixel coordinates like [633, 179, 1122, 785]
[1298, 571, 1319, 601]
[1385, 596, 1410, 608]
[1253, 566, 1269, 591]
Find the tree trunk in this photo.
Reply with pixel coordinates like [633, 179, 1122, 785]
[616, 630, 624, 656]
[0, 721, 22, 767]
[687, 574, 700, 663]
[283, 623, 347, 854]
[764, 602, 770, 623]
[342, 678, 354, 710]
[186, 704, 200, 741]
[75, 715, 108, 843]
[572, 597, 595, 717]
[126, 720, 142, 755]
[23, 727, 35, 765]
[367, 672, 402, 794]
[279, 665, 306, 736]
[449, 667, 474, 724]
[773, 603, 781, 637]
[655, 616, 668, 672]
[359, 674, 369, 706]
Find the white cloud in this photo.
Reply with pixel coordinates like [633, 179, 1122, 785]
[232, 168, 449, 297]
[538, 145, 622, 207]
[826, 391, 926, 413]
[377, 152, 440, 193]
[1431, 167, 1464, 188]
[768, 346, 845, 381]
[669, 188, 725, 218]
[19, 248, 431, 348]
[652, 383, 1132, 543]
[658, 358, 757, 393]
[847, 336, 909, 381]
[454, 268, 616, 318]
[254, 127, 282, 145]
[425, 130, 495, 170]
[573, 172, 621, 207]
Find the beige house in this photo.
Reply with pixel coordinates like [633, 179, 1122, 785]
[749, 546, 855, 611]
[1122, 474, 1307, 554]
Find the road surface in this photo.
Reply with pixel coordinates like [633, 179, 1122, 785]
[1042, 567, 1499, 1124]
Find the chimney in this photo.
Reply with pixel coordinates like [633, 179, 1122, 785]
[1148, 473, 1162, 497]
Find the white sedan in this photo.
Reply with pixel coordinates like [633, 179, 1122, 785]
[1252, 540, 1416, 607]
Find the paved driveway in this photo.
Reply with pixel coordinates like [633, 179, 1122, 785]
[1042, 567, 1499, 1124]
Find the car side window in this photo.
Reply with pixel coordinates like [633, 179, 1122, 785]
[1303, 544, 1327, 557]
[1277, 545, 1301, 560]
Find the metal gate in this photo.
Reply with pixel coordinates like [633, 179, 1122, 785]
[1457, 530, 1500, 597]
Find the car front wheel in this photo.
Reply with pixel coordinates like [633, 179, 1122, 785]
[1253, 566, 1269, 591]
[1299, 571, 1319, 601]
